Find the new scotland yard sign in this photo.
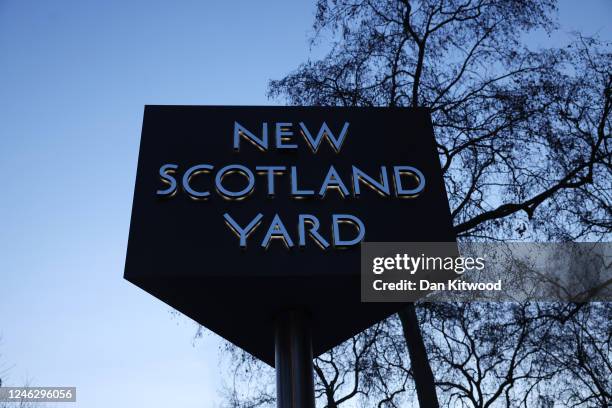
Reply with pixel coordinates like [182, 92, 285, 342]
[124, 106, 455, 365]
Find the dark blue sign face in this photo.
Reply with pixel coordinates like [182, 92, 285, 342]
[124, 106, 455, 365]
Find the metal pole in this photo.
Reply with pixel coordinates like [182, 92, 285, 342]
[275, 310, 316, 408]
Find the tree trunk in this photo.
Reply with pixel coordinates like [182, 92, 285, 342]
[398, 303, 439, 408]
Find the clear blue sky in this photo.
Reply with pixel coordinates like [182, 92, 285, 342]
[0, 1, 609, 407]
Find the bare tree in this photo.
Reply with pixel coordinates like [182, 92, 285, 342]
[535, 302, 612, 407]
[219, 0, 611, 406]
[423, 303, 559, 408]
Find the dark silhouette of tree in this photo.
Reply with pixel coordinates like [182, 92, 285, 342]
[219, 0, 611, 407]
[423, 302, 564, 407]
[534, 302, 612, 407]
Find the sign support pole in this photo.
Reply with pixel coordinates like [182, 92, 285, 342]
[275, 310, 316, 408]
